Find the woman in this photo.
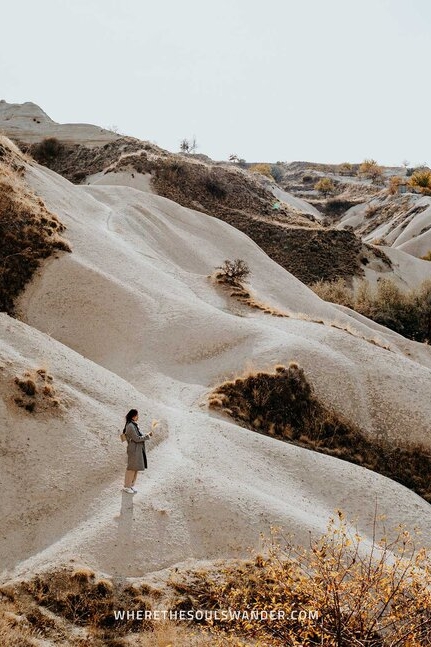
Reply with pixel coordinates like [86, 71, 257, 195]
[123, 409, 152, 494]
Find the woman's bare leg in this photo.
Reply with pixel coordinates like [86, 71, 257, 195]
[124, 470, 137, 488]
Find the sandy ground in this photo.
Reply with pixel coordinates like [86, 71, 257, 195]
[86, 169, 154, 193]
[271, 185, 323, 219]
[0, 145, 430, 587]
[339, 196, 431, 266]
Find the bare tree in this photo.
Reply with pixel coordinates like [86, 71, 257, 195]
[190, 135, 198, 154]
[180, 135, 198, 154]
[180, 138, 190, 153]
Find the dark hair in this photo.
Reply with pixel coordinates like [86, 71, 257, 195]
[125, 409, 138, 424]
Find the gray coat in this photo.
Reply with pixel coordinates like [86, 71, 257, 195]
[125, 422, 150, 471]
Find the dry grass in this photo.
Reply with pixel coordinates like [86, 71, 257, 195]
[209, 363, 431, 502]
[312, 277, 431, 343]
[0, 604, 34, 647]
[409, 169, 431, 195]
[358, 159, 384, 183]
[2, 516, 430, 646]
[0, 136, 71, 314]
[213, 263, 290, 317]
[13, 366, 62, 413]
[0, 568, 154, 645]
[213, 262, 392, 350]
[134, 622, 215, 646]
[169, 513, 431, 646]
[0, 569, 220, 647]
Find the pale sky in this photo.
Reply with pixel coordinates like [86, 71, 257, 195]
[2, 0, 430, 165]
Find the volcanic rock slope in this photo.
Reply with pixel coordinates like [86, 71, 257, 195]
[1, 108, 431, 585]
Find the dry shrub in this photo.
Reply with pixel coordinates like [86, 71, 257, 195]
[339, 162, 353, 176]
[388, 176, 402, 195]
[214, 259, 251, 286]
[0, 136, 71, 314]
[29, 137, 65, 166]
[214, 260, 290, 317]
[0, 569, 214, 646]
[312, 277, 431, 343]
[0, 606, 33, 647]
[249, 163, 274, 179]
[311, 278, 354, 308]
[6, 568, 153, 636]
[409, 169, 431, 195]
[365, 203, 380, 218]
[13, 366, 61, 413]
[209, 364, 431, 502]
[315, 177, 335, 196]
[358, 159, 384, 183]
[421, 250, 431, 261]
[214, 263, 392, 348]
[169, 514, 431, 646]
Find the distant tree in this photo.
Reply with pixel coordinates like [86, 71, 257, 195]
[106, 124, 120, 134]
[190, 135, 198, 154]
[180, 138, 191, 154]
[314, 177, 335, 196]
[358, 159, 383, 183]
[180, 135, 198, 154]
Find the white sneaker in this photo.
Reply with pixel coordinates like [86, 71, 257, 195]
[131, 486, 138, 493]
[123, 487, 135, 494]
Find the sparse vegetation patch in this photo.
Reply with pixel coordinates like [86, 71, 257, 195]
[314, 177, 335, 196]
[312, 277, 431, 343]
[409, 168, 431, 195]
[170, 515, 431, 646]
[358, 159, 384, 184]
[0, 137, 71, 314]
[209, 363, 431, 502]
[29, 137, 65, 166]
[2, 520, 431, 645]
[13, 367, 61, 413]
